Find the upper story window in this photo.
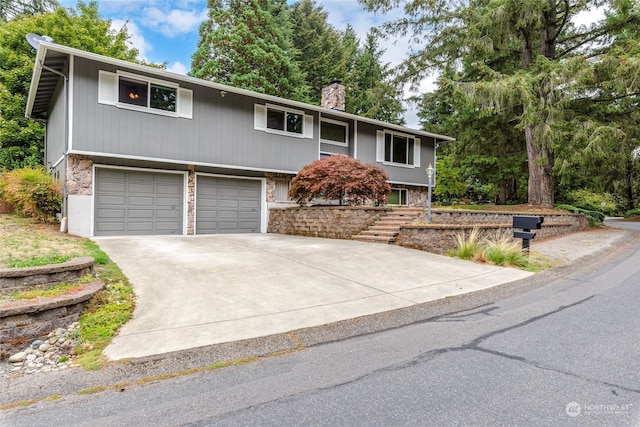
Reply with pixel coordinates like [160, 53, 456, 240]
[320, 118, 348, 146]
[99, 70, 192, 119]
[267, 107, 303, 134]
[376, 130, 421, 168]
[254, 104, 313, 139]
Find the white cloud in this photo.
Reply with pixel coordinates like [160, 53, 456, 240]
[167, 61, 188, 75]
[143, 6, 208, 38]
[110, 19, 152, 59]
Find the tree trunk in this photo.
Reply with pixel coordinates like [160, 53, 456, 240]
[626, 157, 635, 211]
[525, 124, 555, 207]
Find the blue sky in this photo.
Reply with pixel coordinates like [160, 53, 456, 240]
[57, 0, 603, 129]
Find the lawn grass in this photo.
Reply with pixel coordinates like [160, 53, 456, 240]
[0, 213, 134, 370]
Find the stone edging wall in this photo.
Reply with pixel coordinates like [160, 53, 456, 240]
[0, 257, 95, 296]
[0, 280, 104, 358]
[268, 206, 393, 239]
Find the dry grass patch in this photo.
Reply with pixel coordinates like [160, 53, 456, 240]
[0, 215, 88, 268]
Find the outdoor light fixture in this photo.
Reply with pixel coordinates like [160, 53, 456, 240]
[427, 164, 434, 224]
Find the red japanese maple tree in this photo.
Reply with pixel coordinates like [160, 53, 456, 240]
[289, 155, 391, 205]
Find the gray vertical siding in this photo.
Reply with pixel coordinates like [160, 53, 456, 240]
[68, 56, 439, 186]
[46, 83, 66, 166]
[71, 58, 320, 172]
[356, 122, 435, 185]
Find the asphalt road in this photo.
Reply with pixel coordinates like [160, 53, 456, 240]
[2, 221, 640, 426]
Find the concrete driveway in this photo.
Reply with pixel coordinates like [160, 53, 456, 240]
[94, 234, 532, 360]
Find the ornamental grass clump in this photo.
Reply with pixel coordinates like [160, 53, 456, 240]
[480, 232, 528, 268]
[450, 227, 482, 260]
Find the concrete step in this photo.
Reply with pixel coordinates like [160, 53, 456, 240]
[359, 230, 398, 238]
[352, 235, 394, 243]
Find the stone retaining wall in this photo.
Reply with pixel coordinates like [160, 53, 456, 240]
[0, 257, 95, 296]
[268, 206, 591, 254]
[268, 206, 392, 239]
[423, 209, 585, 226]
[0, 280, 104, 358]
[395, 221, 588, 255]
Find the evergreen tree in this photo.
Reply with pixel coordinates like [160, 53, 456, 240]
[347, 30, 405, 125]
[191, 0, 310, 101]
[289, 0, 343, 104]
[363, 0, 640, 207]
[0, 0, 57, 21]
[0, 0, 141, 169]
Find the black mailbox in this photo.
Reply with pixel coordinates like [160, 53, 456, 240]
[513, 231, 536, 240]
[512, 216, 544, 230]
[513, 215, 544, 252]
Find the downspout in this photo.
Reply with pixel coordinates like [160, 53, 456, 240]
[41, 61, 69, 231]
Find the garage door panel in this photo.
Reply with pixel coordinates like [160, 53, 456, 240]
[95, 222, 125, 233]
[96, 180, 126, 192]
[196, 176, 261, 234]
[127, 222, 154, 232]
[96, 195, 126, 205]
[157, 184, 182, 195]
[156, 210, 180, 219]
[95, 169, 184, 236]
[127, 209, 154, 218]
[156, 197, 181, 206]
[128, 196, 155, 206]
[95, 209, 126, 219]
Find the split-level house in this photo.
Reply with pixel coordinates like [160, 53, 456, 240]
[25, 42, 454, 237]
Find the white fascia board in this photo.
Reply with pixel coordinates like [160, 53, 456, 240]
[25, 44, 49, 118]
[68, 149, 299, 176]
[33, 42, 455, 142]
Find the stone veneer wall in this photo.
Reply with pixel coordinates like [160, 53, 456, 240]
[268, 206, 392, 239]
[66, 154, 93, 196]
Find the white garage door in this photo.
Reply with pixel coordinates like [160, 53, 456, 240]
[196, 176, 261, 234]
[94, 168, 184, 236]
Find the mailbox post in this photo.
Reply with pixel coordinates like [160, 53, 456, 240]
[512, 215, 544, 252]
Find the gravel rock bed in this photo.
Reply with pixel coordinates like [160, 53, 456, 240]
[1, 323, 79, 377]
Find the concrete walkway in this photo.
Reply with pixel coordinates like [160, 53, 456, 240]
[94, 226, 628, 361]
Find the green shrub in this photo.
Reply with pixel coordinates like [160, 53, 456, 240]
[555, 203, 604, 226]
[0, 167, 62, 223]
[625, 208, 640, 218]
[564, 189, 617, 216]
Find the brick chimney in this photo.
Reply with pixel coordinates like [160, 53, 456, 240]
[321, 80, 345, 111]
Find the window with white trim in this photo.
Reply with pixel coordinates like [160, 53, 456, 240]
[320, 118, 348, 146]
[254, 104, 313, 139]
[98, 70, 193, 119]
[376, 130, 420, 167]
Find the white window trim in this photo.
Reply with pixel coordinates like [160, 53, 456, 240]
[377, 130, 421, 168]
[116, 71, 179, 117]
[254, 103, 313, 139]
[98, 70, 192, 119]
[320, 117, 349, 147]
